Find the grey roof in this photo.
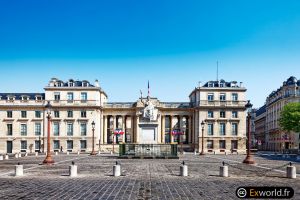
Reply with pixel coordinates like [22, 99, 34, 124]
[0, 93, 45, 100]
[268, 76, 299, 98]
[256, 105, 266, 116]
[202, 79, 240, 88]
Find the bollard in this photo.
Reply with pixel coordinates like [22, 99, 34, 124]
[225, 152, 227, 155]
[18, 153, 21, 157]
[110, 151, 113, 155]
[69, 161, 78, 177]
[219, 161, 228, 177]
[15, 163, 23, 176]
[98, 151, 101, 155]
[55, 152, 58, 156]
[77, 151, 80, 155]
[194, 151, 197, 155]
[25, 153, 28, 157]
[214, 151, 216, 155]
[15, 153, 19, 158]
[35, 152, 38, 157]
[287, 163, 296, 179]
[180, 161, 188, 176]
[0, 155, 3, 161]
[67, 151, 69, 155]
[113, 161, 121, 177]
[5, 154, 9, 160]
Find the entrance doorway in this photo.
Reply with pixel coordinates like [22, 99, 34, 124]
[7, 141, 13, 153]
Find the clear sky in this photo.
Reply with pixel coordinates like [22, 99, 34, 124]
[0, 0, 299, 108]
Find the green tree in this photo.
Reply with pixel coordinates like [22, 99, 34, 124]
[279, 102, 300, 132]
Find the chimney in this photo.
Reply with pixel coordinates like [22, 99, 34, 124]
[239, 82, 243, 87]
[95, 79, 100, 87]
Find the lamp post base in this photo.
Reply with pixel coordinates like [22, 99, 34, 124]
[243, 155, 255, 164]
[90, 151, 97, 156]
[42, 155, 55, 165]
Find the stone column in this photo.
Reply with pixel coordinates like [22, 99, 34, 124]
[100, 113, 104, 144]
[113, 115, 117, 143]
[122, 115, 126, 143]
[103, 115, 107, 144]
[161, 115, 165, 143]
[170, 115, 173, 143]
[188, 115, 192, 143]
[135, 115, 139, 143]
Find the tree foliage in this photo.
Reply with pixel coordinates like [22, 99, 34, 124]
[279, 102, 300, 133]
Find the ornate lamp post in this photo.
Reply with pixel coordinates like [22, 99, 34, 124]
[90, 121, 97, 155]
[43, 101, 55, 165]
[200, 120, 205, 155]
[243, 100, 256, 164]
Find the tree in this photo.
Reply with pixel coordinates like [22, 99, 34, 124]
[279, 102, 300, 133]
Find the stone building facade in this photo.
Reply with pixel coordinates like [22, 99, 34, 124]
[264, 76, 300, 151]
[0, 78, 247, 154]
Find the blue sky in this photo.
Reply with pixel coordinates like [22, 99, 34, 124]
[0, 0, 299, 107]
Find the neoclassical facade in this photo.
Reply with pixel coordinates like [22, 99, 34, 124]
[0, 78, 247, 154]
[256, 76, 300, 151]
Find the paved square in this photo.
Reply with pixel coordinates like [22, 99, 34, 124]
[0, 153, 299, 200]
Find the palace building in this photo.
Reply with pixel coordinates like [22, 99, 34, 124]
[0, 78, 247, 154]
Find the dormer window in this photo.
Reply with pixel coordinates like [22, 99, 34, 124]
[82, 82, 89, 87]
[7, 96, 15, 101]
[22, 96, 29, 101]
[208, 82, 213, 87]
[220, 82, 225, 87]
[36, 96, 42, 101]
[69, 82, 74, 87]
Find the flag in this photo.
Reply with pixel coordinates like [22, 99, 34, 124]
[114, 129, 124, 135]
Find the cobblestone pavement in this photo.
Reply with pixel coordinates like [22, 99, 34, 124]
[0, 153, 299, 200]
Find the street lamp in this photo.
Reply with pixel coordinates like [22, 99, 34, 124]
[43, 101, 55, 165]
[243, 100, 255, 164]
[200, 120, 205, 155]
[90, 121, 96, 155]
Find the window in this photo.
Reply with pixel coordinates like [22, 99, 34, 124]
[208, 93, 214, 101]
[67, 92, 74, 101]
[21, 111, 27, 118]
[67, 110, 73, 118]
[67, 140, 73, 149]
[35, 123, 41, 136]
[53, 140, 60, 149]
[80, 123, 87, 136]
[54, 92, 60, 101]
[54, 111, 60, 118]
[53, 122, 60, 136]
[20, 124, 27, 136]
[232, 93, 238, 101]
[220, 82, 225, 87]
[7, 124, 13, 136]
[81, 111, 86, 118]
[36, 96, 42, 101]
[232, 123, 238, 135]
[22, 96, 29, 101]
[219, 140, 226, 149]
[208, 82, 213, 87]
[8, 96, 14, 101]
[219, 123, 226, 136]
[21, 141, 27, 150]
[207, 140, 214, 149]
[231, 140, 238, 149]
[81, 92, 87, 101]
[80, 140, 87, 149]
[208, 111, 214, 118]
[82, 82, 88, 87]
[35, 111, 41, 118]
[67, 123, 73, 136]
[220, 93, 226, 101]
[7, 111, 12, 118]
[220, 111, 226, 118]
[207, 123, 214, 136]
[35, 140, 41, 151]
[232, 111, 238, 118]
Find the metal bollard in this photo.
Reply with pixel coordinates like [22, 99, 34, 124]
[77, 151, 80, 155]
[15, 153, 19, 158]
[69, 161, 78, 177]
[25, 153, 28, 157]
[0, 155, 3, 161]
[35, 152, 38, 156]
[5, 154, 9, 160]
[67, 151, 69, 155]
[194, 151, 197, 155]
[15, 163, 23, 176]
[18, 153, 21, 157]
[287, 162, 296, 179]
[110, 151, 113, 155]
[113, 161, 121, 177]
[55, 152, 58, 156]
[220, 161, 228, 177]
[98, 151, 101, 155]
[180, 161, 188, 176]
